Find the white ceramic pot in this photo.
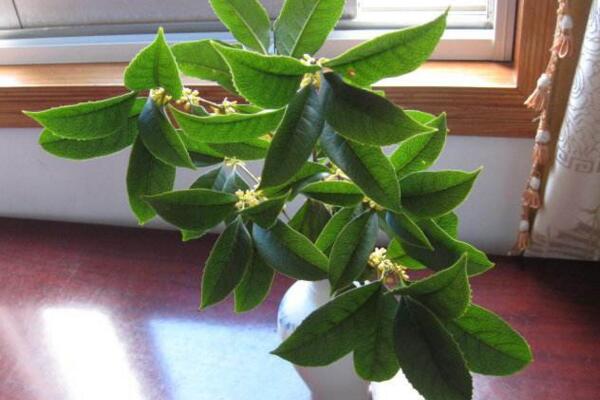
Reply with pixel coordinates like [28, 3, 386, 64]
[277, 280, 371, 400]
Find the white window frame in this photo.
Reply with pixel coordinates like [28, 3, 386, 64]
[0, 0, 517, 65]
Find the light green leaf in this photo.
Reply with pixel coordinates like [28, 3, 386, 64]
[320, 73, 433, 146]
[329, 211, 378, 292]
[240, 193, 288, 228]
[320, 126, 401, 212]
[391, 112, 447, 176]
[324, 12, 447, 86]
[172, 106, 284, 144]
[301, 181, 364, 207]
[288, 199, 331, 241]
[126, 136, 176, 224]
[143, 189, 237, 230]
[354, 291, 400, 382]
[214, 44, 320, 108]
[272, 282, 382, 366]
[403, 219, 494, 276]
[124, 28, 182, 98]
[252, 220, 328, 280]
[25, 92, 137, 140]
[401, 169, 481, 218]
[315, 207, 359, 254]
[209, 0, 271, 53]
[394, 254, 470, 320]
[201, 217, 252, 308]
[446, 304, 533, 376]
[209, 139, 270, 160]
[260, 85, 324, 188]
[274, 0, 345, 57]
[234, 251, 275, 312]
[436, 212, 459, 238]
[394, 297, 472, 400]
[171, 40, 238, 94]
[138, 99, 195, 169]
[181, 229, 209, 242]
[386, 238, 425, 270]
[384, 211, 433, 250]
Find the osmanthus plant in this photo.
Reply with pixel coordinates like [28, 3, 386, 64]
[24, 0, 532, 399]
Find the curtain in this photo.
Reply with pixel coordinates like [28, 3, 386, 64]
[527, 0, 600, 261]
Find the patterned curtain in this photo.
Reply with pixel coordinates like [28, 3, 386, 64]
[527, 0, 600, 260]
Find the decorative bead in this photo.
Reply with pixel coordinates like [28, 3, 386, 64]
[560, 15, 574, 30]
[529, 176, 541, 190]
[519, 220, 530, 232]
[537, 73, 552, 89]
[535, 130, 551, 144]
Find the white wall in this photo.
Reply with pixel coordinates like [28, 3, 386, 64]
[0, 128, 533, 255]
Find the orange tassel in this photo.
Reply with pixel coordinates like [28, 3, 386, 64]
[554, 14, 574, 58]
[524, 74, 552, 111]
[510, 219, 531, 255]
[522, 189, 541, 209]
[532, 143, 550, 165]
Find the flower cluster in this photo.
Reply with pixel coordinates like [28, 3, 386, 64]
[175, 87, 201, 111]
[234, 189, 266, 210]
[150, 87, 172, 106]
[368, 247, 409, 285]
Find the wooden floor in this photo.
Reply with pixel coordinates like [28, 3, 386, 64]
[0, 217, 598, 400]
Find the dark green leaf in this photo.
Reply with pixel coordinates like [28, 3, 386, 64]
[252, 220, 328, 280]
[143, 189, 237, 230]
[329, 211, 378, 292]
[288, 199, 331, 241]
[191, 167, 230, 190]
[260, 85, 324, 188]
[320, 126, 401, 211]
[171, 40, 238, 94]
[436, 212, 459, 238]
[214, 44, 320, 108]
[391, 112, 447, 176]
[301, 181, 363, 207]
[354, 291, 400, 381]
[25, 92, 137, 140]
[172, 106, 284, 143]
[401, 169, 481, 218]
[209, 0, 271, 53]
[320, 72, 433, 146]
[189, 151, 224, 167]
[240, 193, 288, 228]
[315, 207, 358, 254]
[446, 304, 533, 376]
[274, 0, 345, 57]
[234, 251, 275, 312]
[124, 28, 183, 98]
[201, 217, 253, 308]
[324, 12, 447, 86]
[138, 99, 195, 169]
[126, 136, 176, 224]
[385, 211, 433, 249]
[394, 297, 472, 400]
[209, 139, 270, 160]
[403, 219, 494, 276]
[395, 254, 470, 320]
[386, 239, 425, 270]
[272, 282, 381, 366]
[262, 162, 329, 198]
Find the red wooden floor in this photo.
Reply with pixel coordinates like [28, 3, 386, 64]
[0, 217, 598, 400]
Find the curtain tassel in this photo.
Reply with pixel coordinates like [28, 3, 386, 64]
[525, 74, 552, 111]
[554, 15, 574, 58]
[533, 129, 552, 164]
[510, 220, 531, 255]
[522, 177, 542, 209]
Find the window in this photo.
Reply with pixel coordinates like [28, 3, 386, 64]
[0, 0, 516, 64]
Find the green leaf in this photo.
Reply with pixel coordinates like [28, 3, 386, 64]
[138, 99, 195, 169]
[315, 207, 358, 254]
[214, 44, 320, 109]
[320, 126, 401, 211]
[401, 169, 481, 218]
[181, 229, 209, 242]
[321, 73, 432, 146]
[288, 199, 331, 241]
[240, 193, 288, 228]
[172, 106, 284, 144]
[209, 0, 271, 53]
[391, 112, 447, 176]
[234, 251, 275, 312]
[143, 189, 237, 230]
[394, 254, 470, 320]
[324, 12, 447, 86]
[201, 217, 252, 308]
[436, 212, 459, 238]
[39, 117, 137, 160]
[301, 181, 363, 207]
[353, 291, 400, 382]
[260, 85, 324, 188]
[274, 0, 345, 57]
[385, 211, 433, 249]
[126, 136, 176, 224]
[403, 219, 494, 276]
[171, 40, 238, 94]
[386, 239, 425, 270]
[446, 304, 533, 376]
[189, 151, 224, 167]
[262, 162, 329, 197]
[25, 92, 137, 140]
[252, 220, 328, 280]
[272, 281, 381, 366]
[394, 297, 472, 400]
[191, 167, 230, 191]
[209, 139, 270, 160]
[124, 28, 182, 98]
[329, 211, 378, 292]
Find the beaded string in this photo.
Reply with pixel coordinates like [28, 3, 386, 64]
[511, 0, 574, 255]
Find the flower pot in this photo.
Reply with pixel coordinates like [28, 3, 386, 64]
[276, 280, 371, 400]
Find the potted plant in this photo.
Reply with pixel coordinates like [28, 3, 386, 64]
[24, 0, 532, 399]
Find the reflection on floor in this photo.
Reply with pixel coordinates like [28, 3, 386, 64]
[0, 218, 599, 400]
